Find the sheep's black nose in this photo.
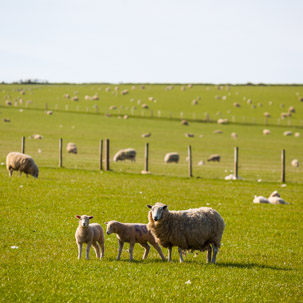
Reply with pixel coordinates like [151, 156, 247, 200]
[107, 231, 110, 235]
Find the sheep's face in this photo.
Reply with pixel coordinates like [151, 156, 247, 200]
[147, 203, 167, 222]
[105, 221, 117, 235]
[76, 215, 93, 228]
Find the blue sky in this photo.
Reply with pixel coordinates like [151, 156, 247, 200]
[1, 0, 302, 83]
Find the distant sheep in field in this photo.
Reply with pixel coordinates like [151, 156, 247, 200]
[121, 90, 129, 95]
[67, 143, 77, 154]
[142, 133, 151, 138]
[288, 106, 295, 113]
[147, 203, 225, 263]
[185, 133, 194, 138]
[113, 148, 136, 162]
[75, 215, 105, 260]
[109, 105, 117, 110]
[268, 191, 288, 205]
[92, 95, 99, 100]
[105, 87, 111, 92]
[198, 160, 205, 166]
[6, 152, 39, 178]
[192, 99, 198, 105]
[263, 129, 271, 135]
[105, 221, 165, 261]
[46, 111, 53, 115]
[283, 131, 292, 136]
[123, 115, 129, 119]
[29, 134, 43, 140]
[72, 96, 79, 101]
[214, 130, 223, 134]
[291, 159, 299, 167]
[5, 100, 12, 106]
[3, 118, 11, 122]
[264, 112, 271, 118]
[217, 119, 228, 124]
[233, 102, 240, 108]
[207, 154, 220, 162]
[281, 112, 291, 119]
[164, 153, 179, 163]
[64, 94, 70, 99]
[295, 132, 300, 137]
[141, 104, 149, 109]
[181, 120, 188, 126]
[231, 132, 238, 140]
[247, 99, 253, 104]
[253, 195, 269, 204]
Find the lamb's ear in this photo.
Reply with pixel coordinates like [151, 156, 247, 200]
[76, 215, 81, 219]
[147, 205, 152, 209]
[89, 216, 94, 220]
[162, 205, 168, 210]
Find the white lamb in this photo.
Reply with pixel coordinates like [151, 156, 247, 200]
[105, 221, 165, 261]
[268, 191, 288, 205]
[6, 152, 39, 178]
[253, 195, 269, 204]
[75, 215, 105, 260]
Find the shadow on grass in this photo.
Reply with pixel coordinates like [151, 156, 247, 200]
[216, 262, 292, 271]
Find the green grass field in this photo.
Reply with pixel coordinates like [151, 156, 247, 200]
[0, 84, 303, 302]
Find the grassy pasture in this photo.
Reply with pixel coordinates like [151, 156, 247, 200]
[0, 84, 303, 301]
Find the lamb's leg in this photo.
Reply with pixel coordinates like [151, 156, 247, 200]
[178, 247, 184, 263]
[212, 245, 219, 264]
[77, 242, 82, 259]
[98, 240, 105, 258]
[168, 247, 172, 262]
[19, 171, 22, 177]
[150, 242, 166, 260]
[129, 242, 135, 261]
[86, 242, 92, 260]
[207, 245, 212, 263]
[140, 242, 150, 260]
[9, 169, 13, 177]
[117, 240, 124, 260]
[92, 243, 100, 259]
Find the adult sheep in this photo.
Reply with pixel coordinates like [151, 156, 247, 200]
[6, 152, 39, 178]
[147, 203, 225, 263]
[113, 148, 136, 162]
[67, 143, 77, 154]
[164, 152, 179, 163]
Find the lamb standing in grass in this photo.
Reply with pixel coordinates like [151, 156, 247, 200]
[75, 215, 105, 260]
[6, 152, 39, 178]
[147, 203, 225, 263]
[105, 221, 165, 261]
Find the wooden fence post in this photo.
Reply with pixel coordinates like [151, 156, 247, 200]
[188, 145, 192, 177]
[105, 139, 110, 171]
[145, 143, 149, 172]
[59, 138, 63, 167]
[281, 149, 286, 183]
[99, 140, 103, 170]
[21, 136, 25, 154]
[234, 146, 239, 179]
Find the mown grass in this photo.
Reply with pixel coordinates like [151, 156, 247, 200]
[0, 167, 302, 302]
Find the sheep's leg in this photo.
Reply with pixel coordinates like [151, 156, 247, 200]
[178, 247, 184, 263]
[19, 171, 22, 177]
[212, 245, 218, 264]
[92, 243, 100, 259]
[98, 240, 105, 258]
[77, 242, 82, 259]
[86, 242, 92, 260]
[140, 242, 150, 260]
[168, 247, 172, 262]
[150, 242, 166, 260]
[129, 242, 135, 261]
[9, 169, 13, 177]
[207, 245, 212, 263]
[117, 240, 124, 260]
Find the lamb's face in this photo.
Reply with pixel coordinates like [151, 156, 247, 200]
[76, 215, 93, 228]
[147, 203, 168, 221]
[105, 221, 117, 235]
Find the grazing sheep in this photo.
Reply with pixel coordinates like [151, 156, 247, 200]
[75, 215, 105, 260]
[185, 133, 194, 138]
[181, 120, 188, 126]
[247, 99, 253, 104]
[113, 148, 136, 162]
[214, 130, 223, 134]
[72, 96, 79, 101]
[198, 160, 205, 166]
[109, 105, 117, 110]
[291, 159, 299, 167]
[253, 195, 269, 204]
[123, 115, 129, 119]
[281, 112, 290, 119]
[231, 132, 238, 140]
[64, 94, 70, 99]
[3, 118, 10, 122]
[295, 132, 300, 137]
[233, 102, 240, 108]
[6, 101, 12, 106]
[142, 133, 151, 138]
[67, 143, 77, 154]
[268, 191, 288, 204]
[141, 104, 149, 109]
[147, 203, 225, 263]
[192, 99, 198, 105]
[46, 111, 53, 115]
[29, 134, 43, 140]
[283, 131, 292, 136]
[264, 112, 271, 118]
[263, 129, 271, 135]
[121, 90, 129, 95]
[207, 154, 221, 162]
[288, 106, 295, 113]
[217, 119, 228, 124]
[164, 153, 179, 163]
[105, 221, 165, 261]
[6, 152, 39, 178]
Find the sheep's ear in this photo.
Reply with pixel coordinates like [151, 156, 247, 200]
[76, 215, 81, 219]
[147, 205, 152, 209]
[104, 222, 108, 225]
[163, 205, 167, 210]
[89, 216, 94, 220]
